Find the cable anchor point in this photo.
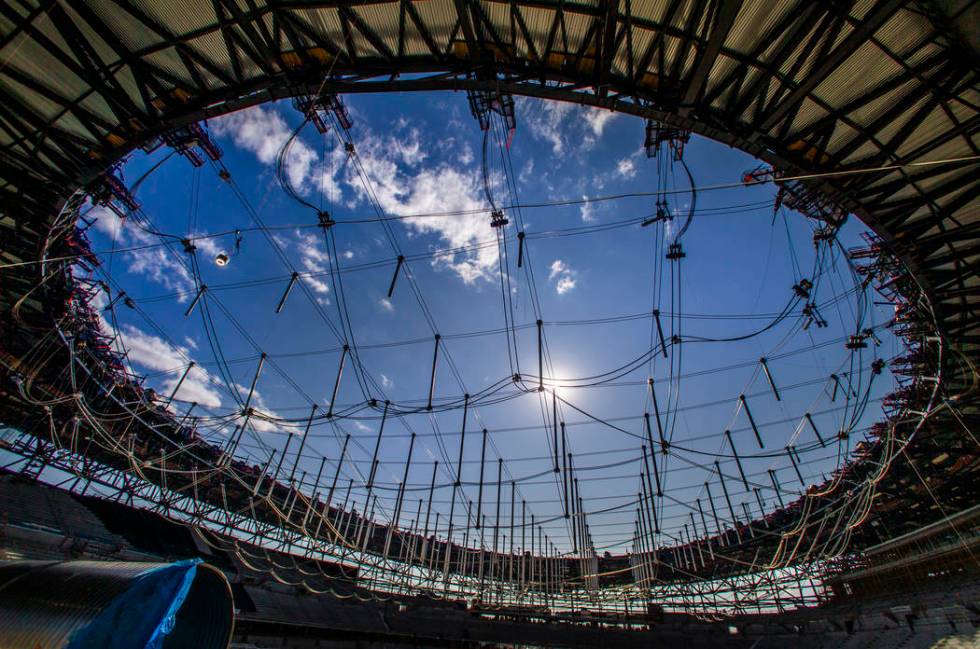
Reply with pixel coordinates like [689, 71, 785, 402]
[666, 243, 685, 260]
[490, 209, 509, 229]
[317, 210, 336, 230]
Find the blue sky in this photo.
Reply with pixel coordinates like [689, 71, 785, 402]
[87, 92, 900, 555]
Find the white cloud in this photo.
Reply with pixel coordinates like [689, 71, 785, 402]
[240, 387, 285, 433]
[343, 250, 354, 260]
[380, 374, 394, 389]
[104, 314, 281, 431]
[116, 324, 223, 409]
[579, 196, 596, 223]
[126, 248, 194, 295]
[192, 234, 221, 258]
[216, 104, 498, 284]
[584, 107, 617, 137]
[210, 105, 317, 191]
[316, 146, 348, 203]
[397, 128, 427, 166]
[520, 100, 616, 154]
[88, 280, 286, 435]
[305, 275, 331, 295]
[548, 259, 578, 295]
[519, 158, 535, 185]
[90, 206, 195, 298]
[556, 276, 577, 295]
[298, 231, 328, 262]
[350, 133, 496, 284]
[378, 297, 394, 312]
[352, 420, 373, 433]
[92, 206, 124, 239]
[616, 157, 637, 179]
[458, 143, 474, 166]
[274, 230, 332, 294]
[520, 98, 574, 155]
[549, 259, 568, 281]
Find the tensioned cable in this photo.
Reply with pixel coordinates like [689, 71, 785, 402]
[11, 151, 980, 269]
[24, 96, 947, 609]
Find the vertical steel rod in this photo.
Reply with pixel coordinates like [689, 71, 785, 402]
[740, 394, 764, 448]
[327, 345, 348, 417]
[768, 469, 785, 508]
[643, 440, 663, 496]
[184, 284, 206, 317]
[787, 446, 806, 487]
[753, 487, 767, 527]
[422, 461, 438, 537]
[453, 394, 469, 486]
[705, 482, 723, 537]
[760, 357, 781, 401]
[649, 379, 668, 454]
[725, 429, 749, 490]
[275, 272, 299, 313]
[552, 390, 559, 472]
[325, 434, 350, 511]
[653, 309, 668, 357]
[536, 319, 544, 391]
[715, 460, 742, 543]
[165, 362, 195, 405]
[392, 432, 416, 528]
[366, 400, 389, 489]
[476, 427, 487, 528]
[288, 403, 318, 484]
[697, 498, 714, 559]
[493, 458, 502, 577]
[272, 433, 293, 482]
[427, 334, 440, 410]
[830, 373, 841, 401]
[387, 255, 405, 298]
[741, 502, 755, 538]
[561, 425, 570, 518]
[805, 412, 826, 447]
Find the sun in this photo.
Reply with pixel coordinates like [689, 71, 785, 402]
[544, 364, 573, 400]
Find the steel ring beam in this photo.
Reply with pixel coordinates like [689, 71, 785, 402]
[0, 0, 977, 585]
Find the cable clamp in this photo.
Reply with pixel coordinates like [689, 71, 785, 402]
[490, 209, 509, 228]
[318, 211, 336, 229]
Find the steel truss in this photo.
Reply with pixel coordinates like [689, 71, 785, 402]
[0, 1, 975, 340]
[0, 425, 833, 615]
[0, 0, 978, 618]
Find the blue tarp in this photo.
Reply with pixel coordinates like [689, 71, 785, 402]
[67, 559, 200, 649]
